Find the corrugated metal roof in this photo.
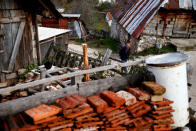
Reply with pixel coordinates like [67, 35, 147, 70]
[113, 0, 165, 38]
[62, 14, 81, 18]
[38, 27, 71, 41]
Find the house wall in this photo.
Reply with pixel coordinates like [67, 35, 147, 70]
[0, 0, 34, 74]
[143, 12, 196, 38]
[110, 18, 129, 46]
[111, 11, 196, 53]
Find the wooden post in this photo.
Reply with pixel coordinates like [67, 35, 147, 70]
[40, 68, 46, 91]
[32, 14, 41, 65]
[101, 49, 112, 66]
[82, 44, 89, 81]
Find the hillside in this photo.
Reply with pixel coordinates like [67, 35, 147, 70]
[51, 0, 112, 31]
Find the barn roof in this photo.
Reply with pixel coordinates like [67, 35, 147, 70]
[38, 27, 71, 41]
[112, 0, 166, 38]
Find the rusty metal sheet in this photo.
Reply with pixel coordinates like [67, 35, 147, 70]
[113, 0, 166, 37]
[164, 0, 196, 10]
[164, 0, 180, 9]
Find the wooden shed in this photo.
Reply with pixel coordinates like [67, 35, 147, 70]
[38, 27, 71, 61]
[0, 0, 62, 82]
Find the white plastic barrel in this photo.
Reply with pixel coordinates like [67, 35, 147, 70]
[146, 53, 189, 128]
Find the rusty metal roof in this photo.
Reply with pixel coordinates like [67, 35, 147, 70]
[164, 0, 196, 10]
[112, 0, 166, 38]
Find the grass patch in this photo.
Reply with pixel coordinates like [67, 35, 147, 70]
[88, 11, 110, 31]
[88, 38, 120, 53]
[183, 46, 195, 51]
[130, 44, 177, 60]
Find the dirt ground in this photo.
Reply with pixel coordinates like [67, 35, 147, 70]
[185, 51, 196, 111]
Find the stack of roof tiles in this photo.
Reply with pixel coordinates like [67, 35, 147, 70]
[56, 94, 103, 130]
[150, 99, 174, 131]
[1, 84, 175, 131]
[98, 91, 132, 130]
[141, 81, 174, 131]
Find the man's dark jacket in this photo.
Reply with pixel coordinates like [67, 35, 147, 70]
[119, 46, 130, 61]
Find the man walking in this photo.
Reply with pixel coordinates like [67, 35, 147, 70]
[119, 42, 131, 73]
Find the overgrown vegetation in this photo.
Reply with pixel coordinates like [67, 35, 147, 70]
[18, 64, 37, 79]
[88, 11, 110, 31]
[88, 38, 120, 53]
[97, 2, 113, 11]
[129, 65, 147, 75]
[130, 44, 177, 60]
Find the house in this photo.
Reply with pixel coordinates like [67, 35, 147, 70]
[0, 0, 62, 82]
[42, 14, 87, 40]
[110, 0, 196, 53]
[106, 12, 113, 27]
[42, 14, 81, 29]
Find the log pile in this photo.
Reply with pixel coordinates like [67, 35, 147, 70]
[1, 82, 175, 131]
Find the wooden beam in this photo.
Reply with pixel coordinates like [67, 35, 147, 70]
[0, 16, 25, 24]
[32, 14, 41, 65]
[0, 75, 133, 117]
[82, 44, 89, 81]
[0, 85, 78, 117]
[0, 60, 143, 95]
[46, 73, 66, 88]
[8, 22, 26, 71]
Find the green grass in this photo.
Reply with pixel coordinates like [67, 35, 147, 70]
[88, 38, 120, 53]
[88, 11, 110, 31]
[130, 44, 177, 60]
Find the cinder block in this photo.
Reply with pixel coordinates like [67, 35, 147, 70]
[142, 81, 166, 95]
[116, 90, 137, 106]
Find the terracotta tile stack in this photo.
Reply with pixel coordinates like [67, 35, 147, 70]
[1, 89, 175, 131]
[25, 104, 73, 130]
[56, 94, 87, 110]
[97, 91, 132, 130]
[3, 114, 41, 131]
[57, 94, 103, 130]
[150, 99, 174, 131]
[128, 88, 150, 101]
[128, 116, 154, 131]
[126, 101, 152, 130]
[63, 103, 103, 129]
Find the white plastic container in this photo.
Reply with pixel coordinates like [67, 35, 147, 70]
[146, 53, 189, 128]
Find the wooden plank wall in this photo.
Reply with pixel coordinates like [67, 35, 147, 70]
[143, 12, 196, 38]
[0, 0, 34, 73]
